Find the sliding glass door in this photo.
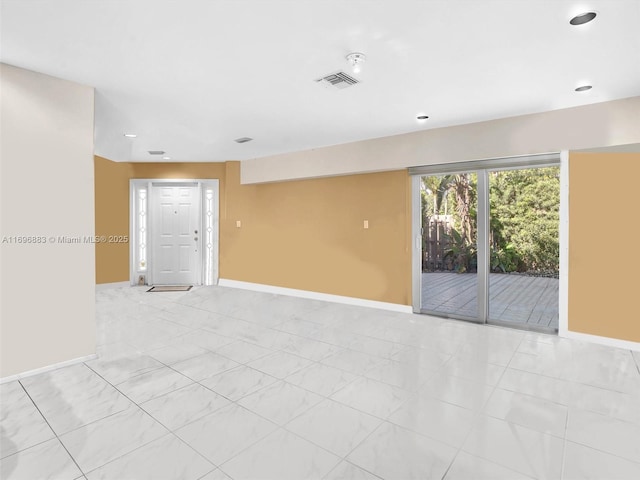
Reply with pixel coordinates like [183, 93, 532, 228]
[413, 155, 560, 332]
[488, 167, 560, 329]
[420, 172, 480, 321]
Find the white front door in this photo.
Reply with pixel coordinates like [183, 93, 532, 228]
[151, 183, 200, 285]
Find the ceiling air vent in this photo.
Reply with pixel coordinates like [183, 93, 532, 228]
[148, 150, 165, 155]
[234, 137, 253, 144]
[315, 71, 360, 90]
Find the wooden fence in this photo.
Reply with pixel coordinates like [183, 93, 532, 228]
[422, 215, 454, 272]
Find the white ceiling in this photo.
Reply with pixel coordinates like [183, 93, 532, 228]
[2, 0, 639, 162]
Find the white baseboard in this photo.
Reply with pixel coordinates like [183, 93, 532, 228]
[218, 279, 413, 313]
[559, 329, 640, 352]
[96, 281, 130, 291]
[0, 353, 98, 385]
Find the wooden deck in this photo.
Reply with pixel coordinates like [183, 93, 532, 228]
[421, 272, 559, 329]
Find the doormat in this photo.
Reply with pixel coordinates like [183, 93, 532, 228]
[147, 285, 193, 292]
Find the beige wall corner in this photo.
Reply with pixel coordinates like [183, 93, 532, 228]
[241, 96, 640, 184]
[1, 64, 96, 377]
[568, 152, 640, 343]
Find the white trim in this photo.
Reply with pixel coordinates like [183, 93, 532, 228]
[411, 175, 422, 313]
[476, 170, 489, 320]
[218, 279, 413, 313]
[202, 180, 220, 286]
[562, 330, 640, 352]
[0, 354, 98, 385]
[96, 281, 129, 291]
[558, 151, 570, 338]
[408, 152, 560, 176]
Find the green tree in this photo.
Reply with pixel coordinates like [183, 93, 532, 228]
[489, 167, 560, 273]
[422, 174, 478, 272]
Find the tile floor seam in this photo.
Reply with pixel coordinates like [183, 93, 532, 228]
[91, 362, 166, 387]
[235, 380, 326, 423]
[188, 414, 281, 471]
[80, 363, 181, 435]
[438, 452, 458, 480]
[174, 399, 280, 442]
[196, 469, 221, 480]
[560, 408, 570, 479]
[91, 428, 218, 475]
[17, 380, 86, 477]
[284, 370, 363, 402]
[196, 367, 281, 403]
[79, 432, 178, 477]
[95, 364, 194, 404]
[287, 420, 385, 479]
[321, 460, 385, 480]
[348, 419, 453, 480]
[327, 389, 412, 424]
[228, 367, 400, 428]
[631, 350, 640, 376]
[453, 331, 539, 478]
[165, 360, 239, 384]
[563, 409, 640, 462]
[153, 430, 221, 475]
[567, 401, 640, 428]
[457, 419, 556, 480]
[280, 394, 382, 434]
[384, 394, 483, 451]
[562, 438, 640, 470]
[0, 437, 54, 462]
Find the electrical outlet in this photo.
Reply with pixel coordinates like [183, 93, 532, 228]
[363, 220, 369, 229]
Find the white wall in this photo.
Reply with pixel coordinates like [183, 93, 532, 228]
[0, 64, 96, 378]
[241, 96, 640, 184]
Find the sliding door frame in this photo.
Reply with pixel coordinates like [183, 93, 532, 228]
[410, 153, 561, 332]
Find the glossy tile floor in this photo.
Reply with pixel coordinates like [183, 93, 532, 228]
[2, 286, 640, 479]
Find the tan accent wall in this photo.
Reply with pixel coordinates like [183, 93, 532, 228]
[95, 158, 412, 305]
[94, 157, 226, 284]
[221, 162, 412, 305]
[95, 157, 133, 284]
[569, 153, 640, 342]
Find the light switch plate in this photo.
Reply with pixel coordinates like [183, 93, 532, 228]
[364, 220, 369, 229]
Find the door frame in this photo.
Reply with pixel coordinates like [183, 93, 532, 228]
[410, 153, 564, 333]
[129, 179, 219, 286]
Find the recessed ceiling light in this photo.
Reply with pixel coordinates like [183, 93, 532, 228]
[575, 85, 592, 92]
[235, 137, 253, 144]
[162, 156, 171, 160]
[570, 12, 597, 25]
[417, 115, 429, 120]
[148, 150, 165, 155]
[123, 133, 137, 138]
